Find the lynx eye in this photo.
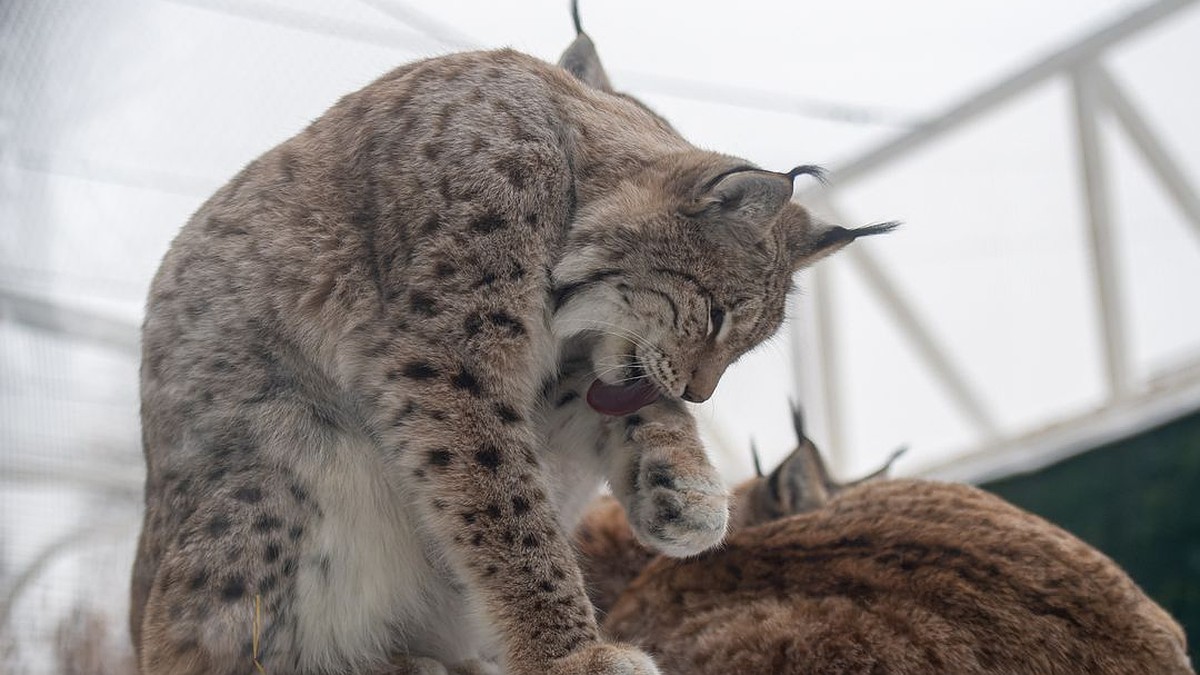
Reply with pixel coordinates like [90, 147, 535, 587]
[708, 306, 725, 338]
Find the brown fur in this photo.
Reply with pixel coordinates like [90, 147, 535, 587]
[576, 413, 1193, 674]
[131, 18, 892, 675]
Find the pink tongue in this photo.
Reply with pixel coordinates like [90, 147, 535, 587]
[586, 379, 661, 416]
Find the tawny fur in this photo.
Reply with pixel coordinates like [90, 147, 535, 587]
[130, 19, 890, 675]
[576, 413, 1194, 675]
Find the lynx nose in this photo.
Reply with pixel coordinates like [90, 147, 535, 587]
[682, 360, 727, 403]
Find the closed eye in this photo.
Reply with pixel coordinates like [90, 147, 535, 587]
[708, 306, 725, 338]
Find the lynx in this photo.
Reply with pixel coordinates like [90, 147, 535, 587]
[130, 13, 892, 675]
[576, 407, 1194, 674]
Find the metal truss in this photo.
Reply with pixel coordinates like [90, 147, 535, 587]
[792, 0, 1200, 481]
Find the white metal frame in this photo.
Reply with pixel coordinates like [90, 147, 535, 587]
[792, 0, 1200, 481]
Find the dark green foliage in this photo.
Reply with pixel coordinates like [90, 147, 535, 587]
[984, 409, 1200, 662]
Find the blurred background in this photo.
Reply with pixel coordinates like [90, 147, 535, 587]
[2, 0, 1198, 671]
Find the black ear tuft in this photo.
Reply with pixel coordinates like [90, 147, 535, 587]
[571, 0, 583, 36]
[811, 221, 899, 252]
[787, 215, 898, 271]
[785, 165, 827, 184]
[750, 439, 764, 478]
[790, 400, 806, 444]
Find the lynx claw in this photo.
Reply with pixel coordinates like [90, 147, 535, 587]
[549, 642, 660, 675]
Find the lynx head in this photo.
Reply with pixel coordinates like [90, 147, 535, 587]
[551, 6, 896, 416]
[730, 405, 907, 530]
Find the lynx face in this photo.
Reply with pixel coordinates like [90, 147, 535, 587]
[551, 157, 889, 416]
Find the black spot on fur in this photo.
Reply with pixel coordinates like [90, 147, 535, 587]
[471, 532, 484, 546]
[188, 569, 209, 591]
[207, 515, 231, 538]
[288, 525, 304, 542]
[233, 486, 263, 503]
[461, 511, 477, 525]
[288, 482, 309, 504]
[435, 261, 456, 278]
[556, 392, 578, 407]
[485, 504, 502, 519]
[282, 558, 298, 577]
[522, 534, 539, 548]
[625, 414, 643, 429]
[485, 564, 499, 577]
[512, 495, 531, 515]
[409, 292, 437, 316]
[254, 515, 283, 532]
[221, 577, 246, 601]
[656, 499, 682, 524]
[493, 154, 529, 189]
[264, 542, 282, 564]
[539, 580, 555, 593]
[494, 403, 522, 424]
[403, 362, 438, 380]
[475, 446, 502, 471]
[470, 212, 506, 234]
[392, 400, 419, 427]
[473, 271, 498, 289]
[421, 213, 441, 235]
[428, 449, 452, 467]
[647, 465, 675, 489]
[464, 314, 484, 336]
[451, 369, 483, 396]
[487, 311, 525, 335]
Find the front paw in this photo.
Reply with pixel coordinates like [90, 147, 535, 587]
[548, 642, 659, 675]
[627, 457, 728, 558]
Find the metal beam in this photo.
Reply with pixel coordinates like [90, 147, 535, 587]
[812, 0, 1198, 191]
[1072, 66, 1132, 400]
[161, 0, 446, 53]
[809, 264, 849, 475]
[0, 287, 139, 355]
[917, 356, 1200, 483]
[842, 245, 1001, 440]
[1093, 66, 1200, 241]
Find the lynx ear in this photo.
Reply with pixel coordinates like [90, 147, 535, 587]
[558, 1, 613, 92]
[691, 169, 795, 245]
[786, 205, 899, 270]
[761, 403, 835, 514]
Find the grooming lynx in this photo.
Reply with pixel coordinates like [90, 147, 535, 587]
[130, 15, 893, 675]
[576, 408, 1194, 674]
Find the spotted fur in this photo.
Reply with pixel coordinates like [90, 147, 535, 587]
[131, 22, 889, 675]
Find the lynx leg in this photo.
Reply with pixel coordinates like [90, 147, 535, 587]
[605, 400, 728, 558]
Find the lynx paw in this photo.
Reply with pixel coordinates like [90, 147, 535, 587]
[548, 643, 659, 675]
[627, 457, 728, 558]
